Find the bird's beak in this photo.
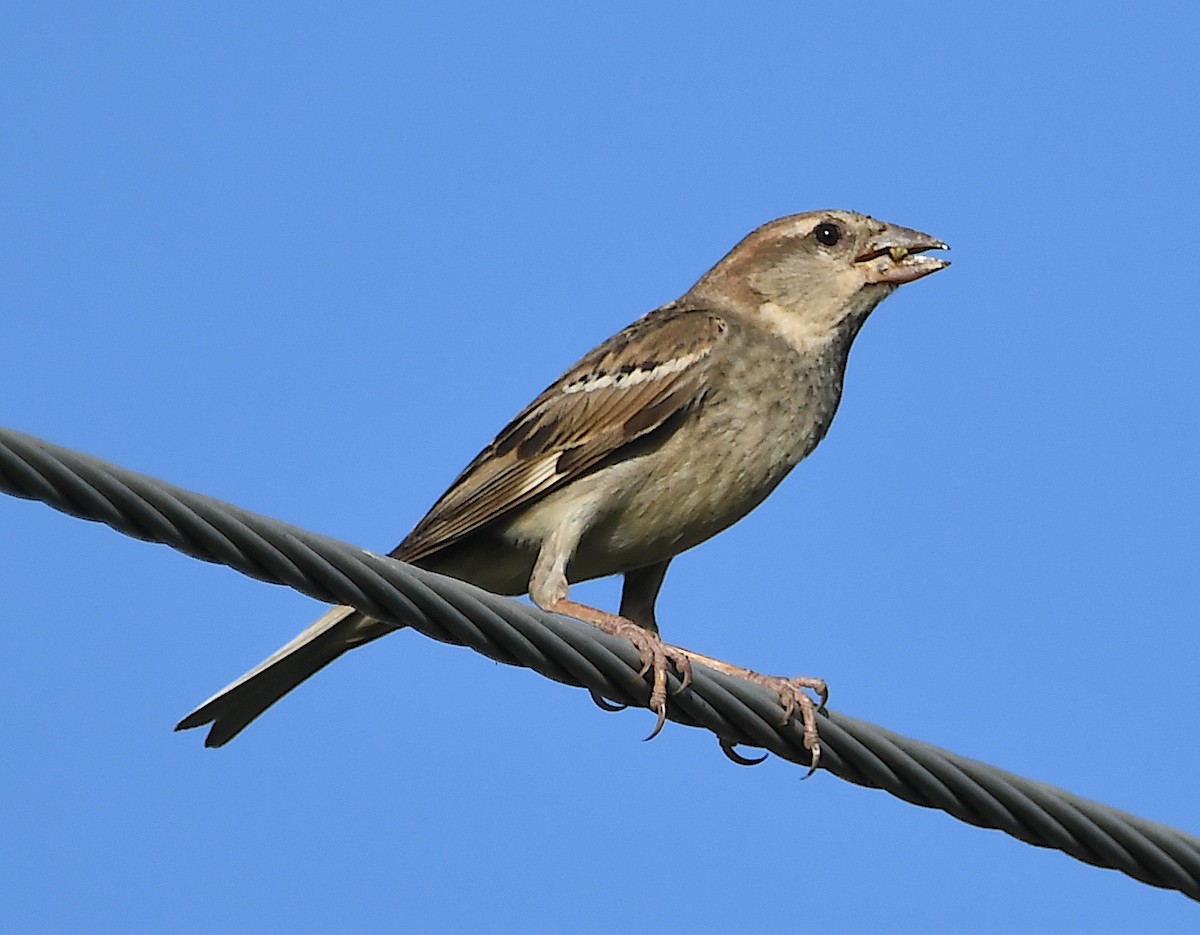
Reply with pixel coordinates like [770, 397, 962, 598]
[855, 225, 950, 284]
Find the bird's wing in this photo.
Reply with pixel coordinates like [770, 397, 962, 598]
[393, 306, 728, 562]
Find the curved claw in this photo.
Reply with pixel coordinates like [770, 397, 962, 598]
[589, 689, 628, 712]
[719, 738, 768, 766]
[803, 742, 822, 779]
[671, 655, 693, 695]
[643, 703, 668, 742]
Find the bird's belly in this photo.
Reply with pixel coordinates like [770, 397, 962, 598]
[568, 400, 817, 580]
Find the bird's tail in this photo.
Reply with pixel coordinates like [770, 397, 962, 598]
[175, 605, 398, 747]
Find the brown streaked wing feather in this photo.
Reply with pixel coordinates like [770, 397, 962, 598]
[393, 307, 728, 562]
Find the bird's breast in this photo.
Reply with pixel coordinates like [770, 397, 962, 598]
[569, 333, 848, 579]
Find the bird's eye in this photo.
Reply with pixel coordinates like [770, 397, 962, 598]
[813, 222, 841, 247]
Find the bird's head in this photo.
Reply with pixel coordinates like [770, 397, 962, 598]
[689, 210, 949, 343]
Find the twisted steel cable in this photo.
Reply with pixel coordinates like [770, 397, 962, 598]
[1, 425, 1197, 900]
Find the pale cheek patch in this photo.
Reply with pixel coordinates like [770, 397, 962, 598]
[561, 349, 708, 394]
[756, 301, 843, 350]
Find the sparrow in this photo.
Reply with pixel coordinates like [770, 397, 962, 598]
[177, 210, 949, 760]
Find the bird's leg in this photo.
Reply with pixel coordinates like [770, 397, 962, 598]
[582, 562, 674, 713]
[618, 561, 671, 633]
[615, 562, 825, 767]
[672, 646, 827, 772]
[531, 538, 690, 738]
[544, 597, 693, 740]
[622, 556, 825, 753]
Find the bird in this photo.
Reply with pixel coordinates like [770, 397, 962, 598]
[177, 209, 949, 761]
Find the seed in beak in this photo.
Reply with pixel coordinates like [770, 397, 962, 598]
[889, 246, 909, 263]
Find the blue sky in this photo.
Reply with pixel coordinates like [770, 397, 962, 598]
[2, 3, 1197, 931]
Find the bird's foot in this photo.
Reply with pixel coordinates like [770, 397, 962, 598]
[549, 598, 692, 739]
[674, 648, 827, 774]
[744, 672, 827, 775]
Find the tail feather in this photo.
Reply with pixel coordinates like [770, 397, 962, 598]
[175, 605, 397, 747]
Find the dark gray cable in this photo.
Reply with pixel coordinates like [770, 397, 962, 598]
[1, 425, 1197, 900]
